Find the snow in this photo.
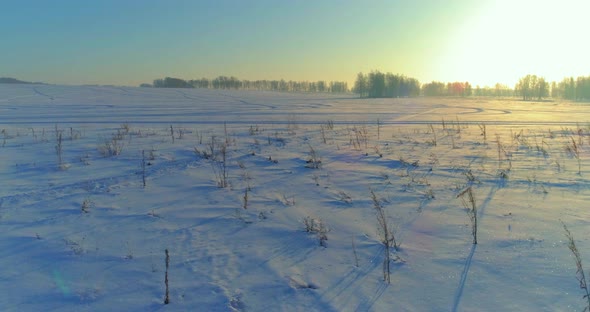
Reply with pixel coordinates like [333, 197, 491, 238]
[1, 83, 589, 311]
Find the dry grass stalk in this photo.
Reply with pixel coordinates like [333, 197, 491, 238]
[563, 221, 590, 311]
[370, 189, 398, 284]
[457, 187, 477, 244]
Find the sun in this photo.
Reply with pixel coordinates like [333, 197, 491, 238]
[437, 0, 590, 87]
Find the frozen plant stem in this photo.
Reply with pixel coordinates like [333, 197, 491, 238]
[224, 122, 229, 145]
[141, 150, 146, 188]
[352, 235, 359, 267]
[371, 189, 397, 284]
[428, 124, 437, 146]
[562, 221, 590, 311]
[496, 134, 502, 169]
[218, 143, 228, 187]
[570, 137, 581, 175]
[55, 130, 63, 168]
[243, 187, 248, 210]
[303, 216, 328, 247]
[320, 125, 327, 144]
[479, 123, 487, 144]
[164, 249, 170, 304]
[306, 144, 321, 169]
[457, 187, 477, 244]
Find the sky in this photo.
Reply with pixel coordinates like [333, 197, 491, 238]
[1, 0, 589, 87]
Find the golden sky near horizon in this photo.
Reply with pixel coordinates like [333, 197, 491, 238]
[2, 0, 588, 86]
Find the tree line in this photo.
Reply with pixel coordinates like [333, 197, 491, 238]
[353, 71, 590, 101]
[514, 75, 590, 102]
[148, 76, 348, 93]
[515, 75, 548, 101]
[145, 72, 590, 102]
[352, 71, 518, 99]
[422, 81, 472, 97]
[551, 76, 590, 101]
[352, 72, 420, 98]
[0, 77, 35, 84]
[415, 81, 515, 97]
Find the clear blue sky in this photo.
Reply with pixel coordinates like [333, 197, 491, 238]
[2, 0, 588, 87]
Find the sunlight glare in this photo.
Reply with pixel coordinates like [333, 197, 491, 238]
[438, 0, 590, 87]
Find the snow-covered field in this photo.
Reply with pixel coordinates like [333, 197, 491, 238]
[2, 84, 590, 311]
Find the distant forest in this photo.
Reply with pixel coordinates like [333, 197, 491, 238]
[0, 77, 33, 84]
[147, 76, 348, 93]
[141, 73, 590, 102]
[352, 72, 421, 98]
[353, 71, 590, 102]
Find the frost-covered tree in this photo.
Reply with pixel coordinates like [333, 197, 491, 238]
[516, 74, 547, 100]
[368, 71, 385, 98]
[353, 72, 367, 98]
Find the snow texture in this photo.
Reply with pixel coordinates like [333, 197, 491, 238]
[0, 84, 589, 311]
